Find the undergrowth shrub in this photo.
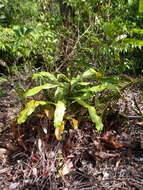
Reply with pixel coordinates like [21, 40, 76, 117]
[0, 25, 58, 69]
[17, 68, 131, 140]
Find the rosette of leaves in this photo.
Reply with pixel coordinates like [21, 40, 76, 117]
[18, 68, 120, 140]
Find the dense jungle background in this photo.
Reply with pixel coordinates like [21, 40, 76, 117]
[0, 0, 143, 189]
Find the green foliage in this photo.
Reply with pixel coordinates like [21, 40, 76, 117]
[55, 0, 132, 74]
[0, 0, 39, 26]
[24, 83, 58, 97]
[75, 97, 103, 131]
[0, 0, 142, 75]
[124, 28, 143, 47]
[0, 76, 7, 84]
[17, 100, 47, 124]
[123, 27, 143, 74]
[139, 0, 143, 13]
[54, 101, 66, 128]
[18, 69, 122, 140]
[0, 0, 59, 70]
[0, 24, 58, 67]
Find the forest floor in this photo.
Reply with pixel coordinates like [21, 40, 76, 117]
[0, 77, 143, 190]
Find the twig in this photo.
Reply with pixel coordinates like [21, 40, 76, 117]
[56, 24, 92, 72]
[132, 96, 143, 117]
[120, 77, 143, 91]
[127, 115, 143, 119]
[69, 24, 92, 57]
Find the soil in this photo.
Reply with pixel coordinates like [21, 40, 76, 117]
[0, 78, 143, 190]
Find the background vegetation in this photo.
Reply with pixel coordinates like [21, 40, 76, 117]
[0, 0, 143, 75]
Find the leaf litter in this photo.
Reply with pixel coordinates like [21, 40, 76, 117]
[0, 80, 143, 190]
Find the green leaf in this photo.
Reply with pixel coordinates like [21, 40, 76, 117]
[81, 84, 106, 93]
[55, 86, 66, 100]
[80, 92, 93, 100]
[75, 98, 103, 131]
[132, 28, 143, 34]
[128, 0, 133, 5]
[32, 71, 58, 82]
[24, 83, 58, 97]
[124, 38, 143, 46]
[81, 83, 119, 93]
[139, 0, 143, 13]
[54, 101, 66, 128]
[104, 83, 119, 91]
[17, 100, 47, 124]
[103, 23, 115, 38]
[98, 76, 120, 83]
[81, 68, 96, 78]
[88, 85, 106, 92]
[0, 76, 7, 84]
[77, 82, 90, 86]
[57, 74, 70, 82]
[70, 75, 80, 86]
[71, 68, 96, 86]
[88, 106, 103, 131]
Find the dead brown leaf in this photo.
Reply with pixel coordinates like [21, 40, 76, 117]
[94, 151, 120, 159]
